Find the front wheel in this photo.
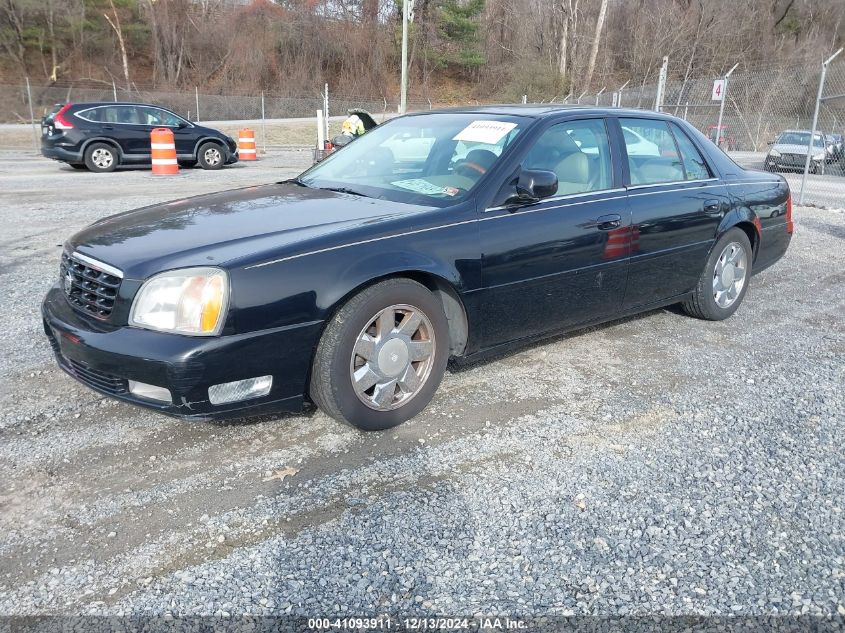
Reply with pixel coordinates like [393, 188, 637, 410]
[681, 228, 753, 321]
[197, 142, 225, 170]
[310, 278, 449, 431]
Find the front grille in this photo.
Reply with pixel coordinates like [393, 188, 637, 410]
[60, 252, 122, 319]
[67, 358, 128, 395]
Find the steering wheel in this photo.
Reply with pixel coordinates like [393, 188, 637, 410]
[455, 160, 487, 178]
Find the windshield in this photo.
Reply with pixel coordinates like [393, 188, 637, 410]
[776, 132, 824, 147]
[299, 113, 528, 207]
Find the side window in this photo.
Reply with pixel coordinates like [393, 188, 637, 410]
[671, 123, 711, 180]
[620, 118, 684, 185]
[139, 107, 183, 127]
[521, 119, 612, 196]
[112, 106, 141, 124]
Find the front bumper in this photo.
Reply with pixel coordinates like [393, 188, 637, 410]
[42, 285, 322, 420]
[764, 155, 817, 171]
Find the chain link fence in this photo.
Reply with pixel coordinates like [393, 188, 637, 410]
[2, 59, 844, 208]
[563, 57, 845, 209]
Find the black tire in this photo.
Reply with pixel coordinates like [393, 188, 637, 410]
[83, 142, 118, 173]
[197, 142, 225, 170]
[310, 278, 449, 431]
[681, 228, 753, 321]
[69, 164, 88, 171]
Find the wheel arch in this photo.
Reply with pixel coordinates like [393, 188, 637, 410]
[323, 269, 470, 358]
[718, 209, 760, 263]
[81, 137, 123, 159]
[193, 136, 227, 159]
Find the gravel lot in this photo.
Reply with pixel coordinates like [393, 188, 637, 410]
[0, 154, 843, 621]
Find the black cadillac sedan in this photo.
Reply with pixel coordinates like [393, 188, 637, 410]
[42, 106, 792, 430]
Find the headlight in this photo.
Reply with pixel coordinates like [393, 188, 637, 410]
[768, 149, 781, 158]
[130, 267, 229, 336]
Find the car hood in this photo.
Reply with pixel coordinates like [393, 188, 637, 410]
[770, 143, 819, 155]
[69, 183, 425, 279]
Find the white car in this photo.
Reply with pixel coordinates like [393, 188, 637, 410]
[621, 126, 661, 156]
[568, 126, 660, 156]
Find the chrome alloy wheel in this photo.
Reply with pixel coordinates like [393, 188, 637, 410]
[713, 241, 748, 309]
[91, 148, 114, 169]
[204, 147, 222, 166]
[349, 304, 436, 411]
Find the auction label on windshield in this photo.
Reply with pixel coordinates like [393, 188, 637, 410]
[453, 120, 517, 144]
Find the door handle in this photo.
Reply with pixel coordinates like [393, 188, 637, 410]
[596, 214, 622, 230]
[703, 200, 723, 216]
[102, 125, 114, 130]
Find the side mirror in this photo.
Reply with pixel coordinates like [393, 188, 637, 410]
[767, 140, 774, 145]
[516, 169, 558, 201]
[177, 121, 189, 129]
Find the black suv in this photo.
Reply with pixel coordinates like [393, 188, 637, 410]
[41, 102, 238, 173]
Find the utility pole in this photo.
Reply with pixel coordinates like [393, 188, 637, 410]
[715, 63, 739, 148]
[400, 0, 414, 114]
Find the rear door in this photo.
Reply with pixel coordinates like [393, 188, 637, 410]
[98, 105, 150, 158]
[617, 117, 728, 309]
[478, 117, 630, 347]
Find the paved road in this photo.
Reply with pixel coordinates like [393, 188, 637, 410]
[0, 155, 843, 620]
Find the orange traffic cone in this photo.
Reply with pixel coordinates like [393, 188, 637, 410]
[150, 128, 179, 175]
[239, 128, 257, 161]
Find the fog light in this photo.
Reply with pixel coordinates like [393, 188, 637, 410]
[128, 380, 172, 403]
[208, 375, 272, 405]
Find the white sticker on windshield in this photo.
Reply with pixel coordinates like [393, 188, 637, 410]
[391, 179, 448, 195]
[453, 120, 517, 144]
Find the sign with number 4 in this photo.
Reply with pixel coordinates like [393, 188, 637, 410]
[712, 79, 725, 101]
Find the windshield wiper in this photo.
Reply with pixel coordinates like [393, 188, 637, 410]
[285, 177, 310, 187]
[318, 186, 372, 198]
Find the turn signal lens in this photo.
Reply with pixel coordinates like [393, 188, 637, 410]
[130, 267, 229, 336]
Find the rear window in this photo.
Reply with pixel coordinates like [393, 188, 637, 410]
[670, 123, 712, 180]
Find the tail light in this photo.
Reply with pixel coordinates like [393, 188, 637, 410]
[785, 189, 794, 234]
[54, 103, 74, 130]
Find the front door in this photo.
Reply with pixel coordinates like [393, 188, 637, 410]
[138, 106, 196, 157]
[617, 117, 728, 309]
[478, 118, 630, 348]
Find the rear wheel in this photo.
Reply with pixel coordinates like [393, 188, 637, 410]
[84, 143, 118, 173]
[310, 278, 449, 431]
[682, 228, 752, 321]
[197, 142, 225, 170]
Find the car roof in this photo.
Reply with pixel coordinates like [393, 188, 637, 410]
[406, 104, 679, 120]
[69, 102, 171, 109]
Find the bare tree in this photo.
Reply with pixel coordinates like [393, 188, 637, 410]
[102, 0, 130, 89]
[582, 0, 608, 91]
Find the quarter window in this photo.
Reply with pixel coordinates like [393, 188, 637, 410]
[521, 119, 612, 196]
[671, 123, 711, 180]
[620, 118, 684, 185]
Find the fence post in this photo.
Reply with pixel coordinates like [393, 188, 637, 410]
[595, 87, 605, 106]
[260, 91, 266, 155]
[616, 80, 630, 107]
[715, 63, 739, 149]
[654, 56, 668, 111]
[112, 80, 117, 101]
[323, 83, 329, 142]
[800, 48, 843, 205]
[195, 87, 200, 123]
[25, 77, 38, 154]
